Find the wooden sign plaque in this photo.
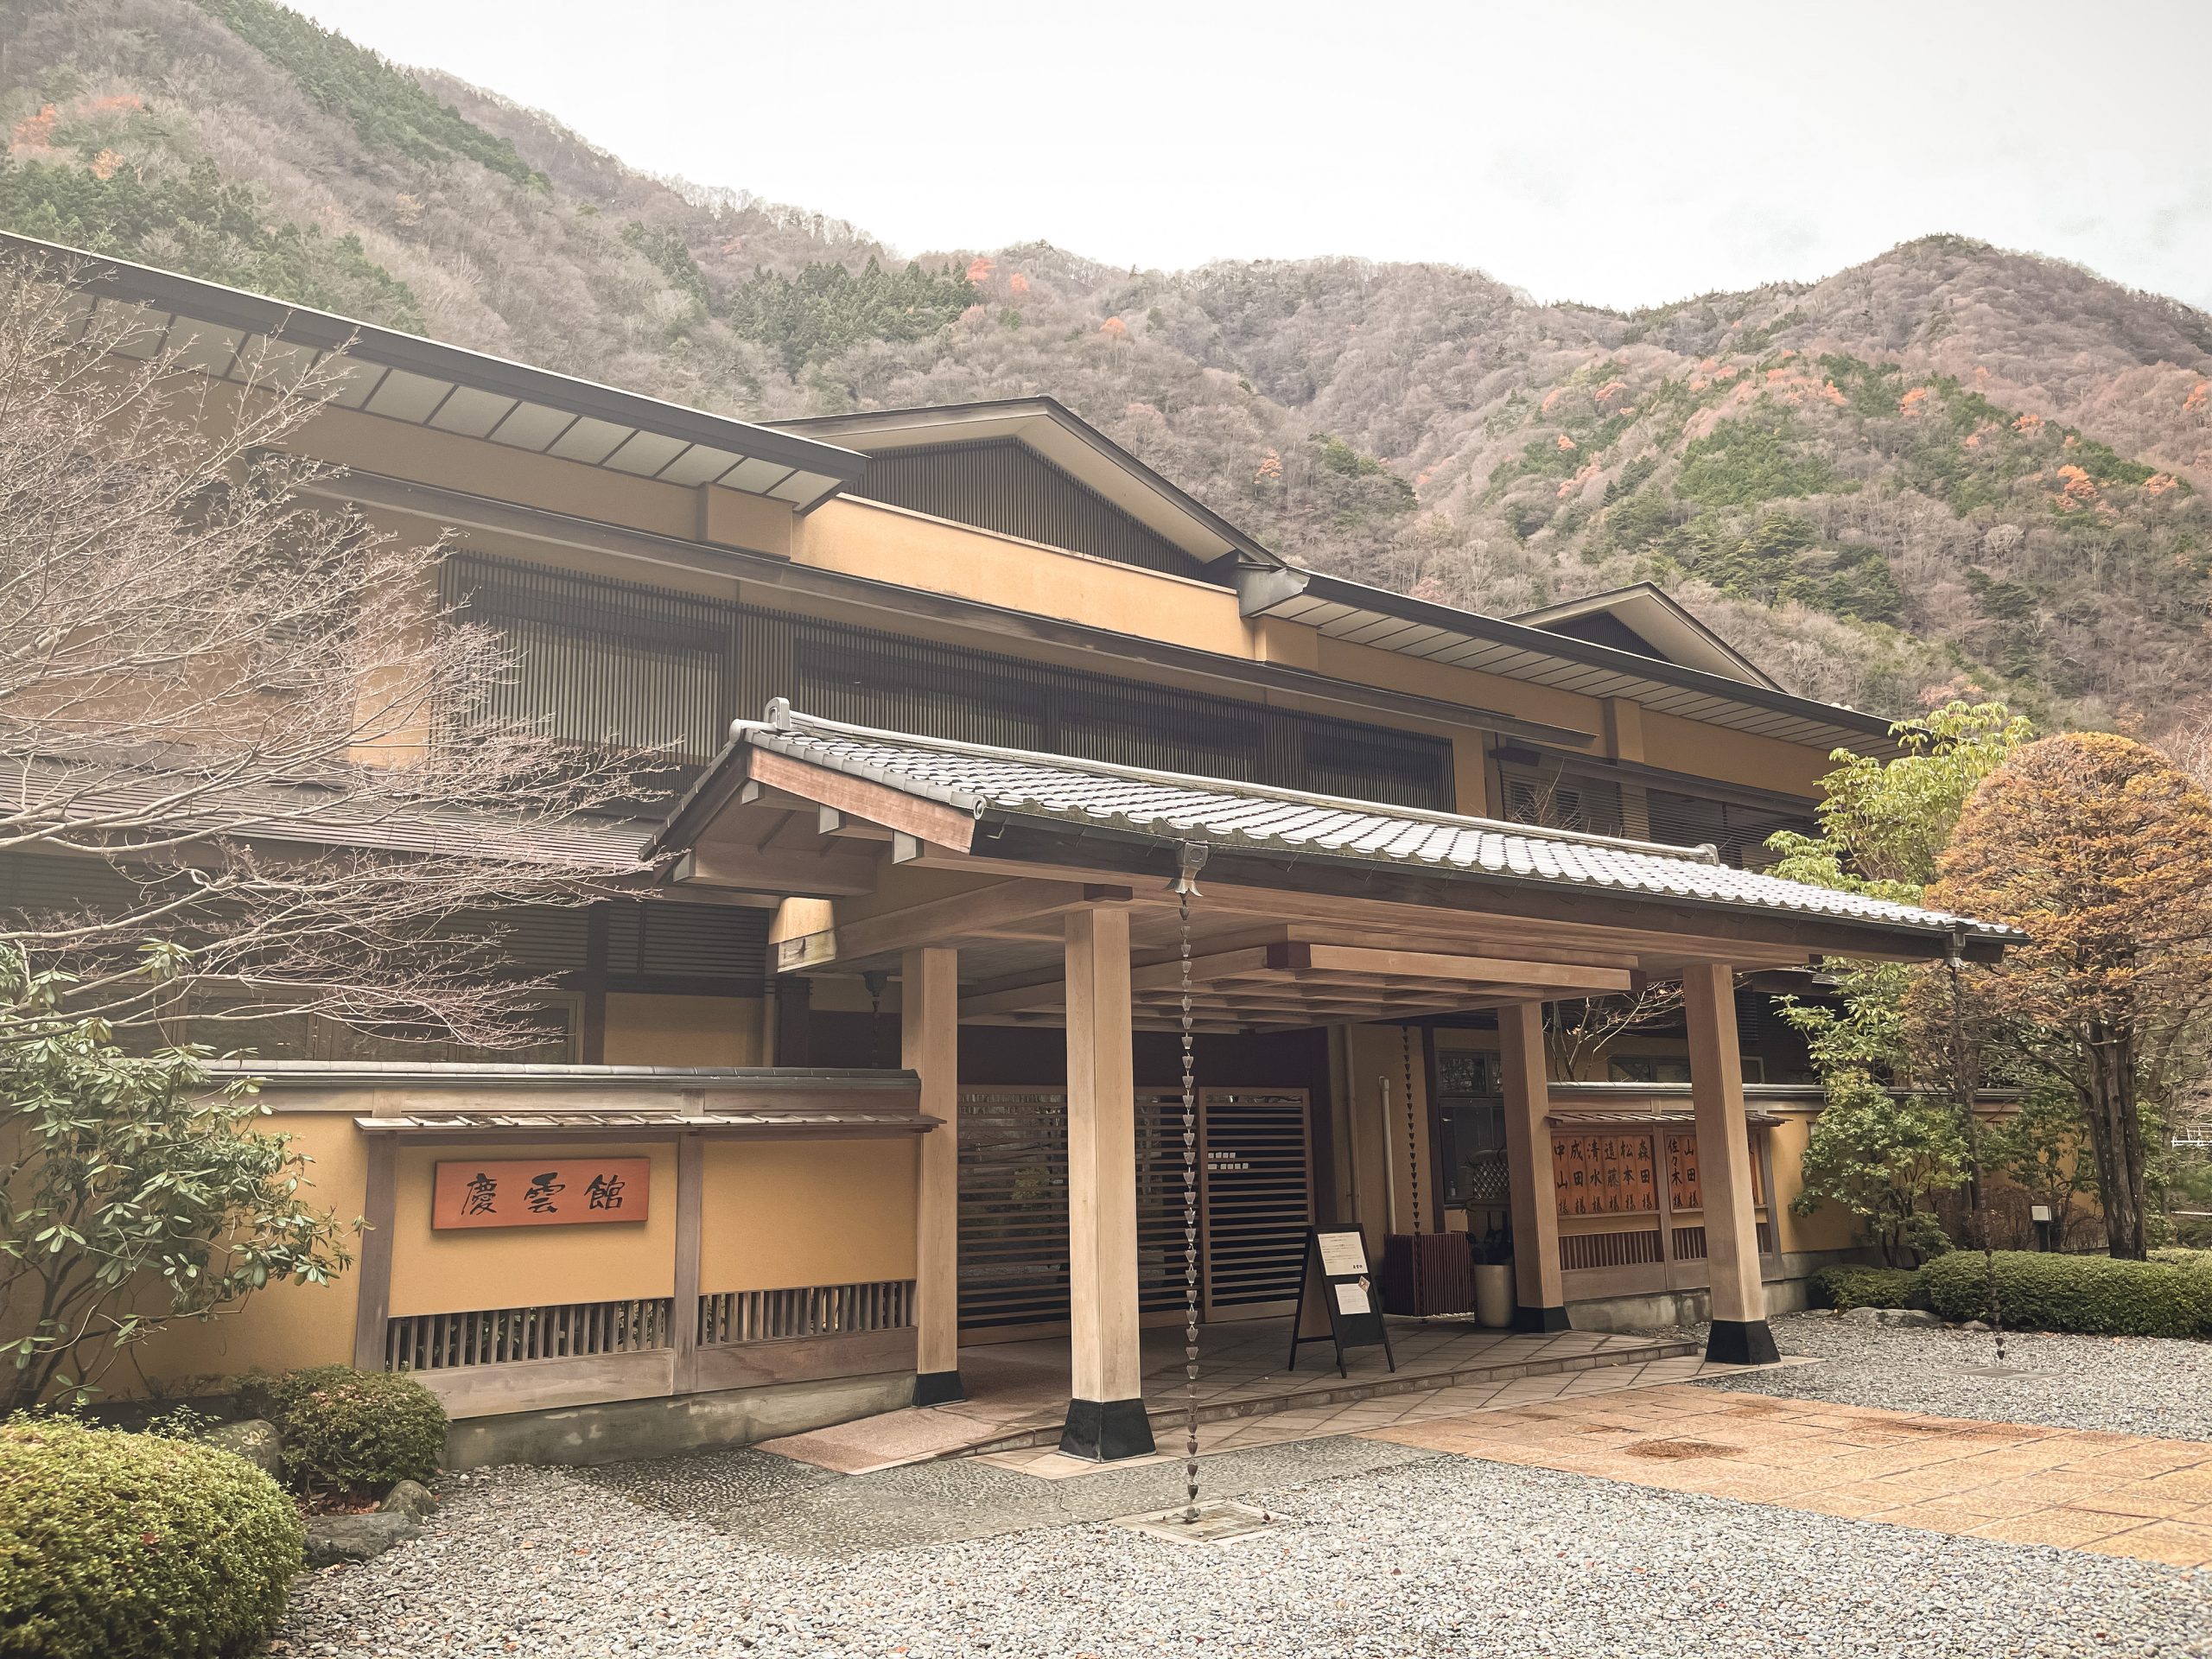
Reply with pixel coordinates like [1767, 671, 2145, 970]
[431, 1157, 651, 1230]
[1285, 1224, 1395, 1377]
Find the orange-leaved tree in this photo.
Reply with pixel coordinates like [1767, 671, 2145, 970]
[1931, 734, 2212, 1259]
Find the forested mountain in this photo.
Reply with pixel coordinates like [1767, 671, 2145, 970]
[5, 0, 2210, 734]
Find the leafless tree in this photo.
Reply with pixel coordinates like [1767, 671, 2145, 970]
[0, 249, 649, 1049]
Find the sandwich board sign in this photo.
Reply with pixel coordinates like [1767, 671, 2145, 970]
[1285, 1225, 1396, 1376]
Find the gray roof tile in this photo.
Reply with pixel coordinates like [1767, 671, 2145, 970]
[736, 707, 2018, 943]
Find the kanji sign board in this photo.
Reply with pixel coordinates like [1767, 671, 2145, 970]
[431, 1158, 650, 1230]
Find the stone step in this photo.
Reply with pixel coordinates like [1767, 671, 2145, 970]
[957, 1335, 1700, 1459]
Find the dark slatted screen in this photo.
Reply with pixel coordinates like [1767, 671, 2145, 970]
[602, 899, 767, 991]
[442, 553, 1455, 810]
[1498, 762, 1625, 838]
[853, 441, 1211, 580]
[442, 554, 731, 763]
[1646, 791, 1815, 871]
[957, 1085, 1311, 1332]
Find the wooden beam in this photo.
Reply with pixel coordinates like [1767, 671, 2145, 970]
[747, 747, 976, 853]
[671, 843, 880, 898]
[1497, 1003, 1564, 1325]
[1063, 905, 1149, 1452]
[671, 1132, 703, 1393]
[780, 880, 1135, 973]
[818, 805, 893, 841]
[1269, 943, 1635, 994]
[906, 945, 961, 1391]
[351, 1132, 397, 1371]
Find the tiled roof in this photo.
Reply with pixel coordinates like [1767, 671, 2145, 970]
[3, 756, 654, 868]
[735, 704, 2018, 944]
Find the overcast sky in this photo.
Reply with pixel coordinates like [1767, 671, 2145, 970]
[297, 0, 2212, 311]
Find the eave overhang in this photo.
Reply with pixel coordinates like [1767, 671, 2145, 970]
[1239, 566, 1903, 758]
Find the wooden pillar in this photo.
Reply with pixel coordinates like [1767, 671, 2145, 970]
[1059, 905, 1154, 1460]
[672, 1132, 704, 1393]
[1497, 1001, 1568, 1331]
[1684, 963, 1779, 1363]
[904, 944, 963, 1405]
[350, 1131, 398, 1370]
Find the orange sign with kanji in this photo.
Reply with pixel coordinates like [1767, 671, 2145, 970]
[430, 1158, 650, 1230]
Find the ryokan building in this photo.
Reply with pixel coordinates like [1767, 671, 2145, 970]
[3, 234, 2011, 1464]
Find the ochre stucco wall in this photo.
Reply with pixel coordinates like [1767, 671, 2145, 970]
[699, 1138, 917, 1294]
[604, 994, 762, 1066]
[132, 1109, 367, 1389]
[387, 1139, 677, 1318]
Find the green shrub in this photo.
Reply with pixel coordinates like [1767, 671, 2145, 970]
[261, 1365, 446, 1497]
[1809, 1265, 1925, 1310]
[0, 1416, 302, 1658]
[1921, 1250, 2212, 1338]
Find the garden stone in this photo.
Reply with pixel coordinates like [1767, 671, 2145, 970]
[1960, 1319, 1993, 1332]
[379, 1478, 437, 1519]
[201, 1418, 283, 1477]
[1840, 1305, 1885, 1325]
[1873, 1307, 1942, 1328]
[304, 1510, 421, 1568]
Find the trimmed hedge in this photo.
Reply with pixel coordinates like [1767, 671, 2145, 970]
[1921, 1250, 2212, 1338]
[0, 1416, 302, 1658]
[1809, 1265, 1925, 1311]
[260, 1366, 446, 1498]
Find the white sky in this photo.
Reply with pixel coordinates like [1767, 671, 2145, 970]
[296, 0, 2212, 312]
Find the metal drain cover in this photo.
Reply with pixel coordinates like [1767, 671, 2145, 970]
[1116, 1500, 1282, 1545]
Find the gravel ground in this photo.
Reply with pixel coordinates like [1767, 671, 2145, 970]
[278, 1444, 2212, 1658]
[1684, 1311, 2212, 1440]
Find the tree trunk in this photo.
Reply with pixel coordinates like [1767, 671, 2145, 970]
[2086, 1021, 2147, 1260]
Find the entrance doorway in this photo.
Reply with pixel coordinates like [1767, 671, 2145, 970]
[956, 1086, 1313, 1338]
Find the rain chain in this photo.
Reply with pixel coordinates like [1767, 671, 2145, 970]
[1402, 1023, 1421, 1235]
[1174, 840, 1210, 1525]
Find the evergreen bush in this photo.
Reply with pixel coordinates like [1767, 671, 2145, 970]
[1920, 1250, 2212, 1338]
[0, 1416, 302, 1658]
[1808, 1264, 1925, 1310]
[260, 1365, 446, 1497]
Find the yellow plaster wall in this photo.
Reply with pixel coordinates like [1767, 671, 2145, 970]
[1766, 1116, 1858, 1253]
[387, 1140, 677, 1318]
[604, 994, 762, 1066]
[797, 498, 1253, 658]
[130, 1110, 367, 1389]
[1637, 709, 1831, 800]
[699, 1139, 918, 1294]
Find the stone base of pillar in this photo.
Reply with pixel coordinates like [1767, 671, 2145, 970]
[1059, 1396, 1156, 1461]
[1513, 1304, 1573, 1333]
[1706, 1319, 1780, 1365]
[913, 1370, 965, 1408]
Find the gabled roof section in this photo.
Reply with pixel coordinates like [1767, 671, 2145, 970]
[1511, 583, 1783, 690]
[663, 704, 2015, 950]
[1236, 566, 1900, 757]
[768, 397, 1283, 575]
[2, 232, 866, 510]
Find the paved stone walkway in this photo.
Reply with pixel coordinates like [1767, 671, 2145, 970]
[760, 1316, 1692, 1473]
[1371, 1382, 2212, 1568]
[979, 1351, 1802, 1477]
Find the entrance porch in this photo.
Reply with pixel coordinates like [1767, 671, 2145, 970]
[756, 1314, 1700, 1473]
[649, 704, 2007, 1462]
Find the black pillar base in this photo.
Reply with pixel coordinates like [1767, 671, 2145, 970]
[1706, 1318, 1780, 1366]
[1059, 1396, 1156, 1461]
[913, 1370, 965, 1408]
[1513, 1304, 1573, 1333]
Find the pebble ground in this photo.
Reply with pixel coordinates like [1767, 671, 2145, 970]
[276, 1316, 2212, 1658]
[1689, 1311, 2212, 1440]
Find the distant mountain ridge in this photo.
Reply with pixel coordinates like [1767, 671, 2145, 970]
[4, 0, 2209, 734]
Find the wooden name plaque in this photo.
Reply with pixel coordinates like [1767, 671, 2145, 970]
[431, 1158, 650, 1230]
